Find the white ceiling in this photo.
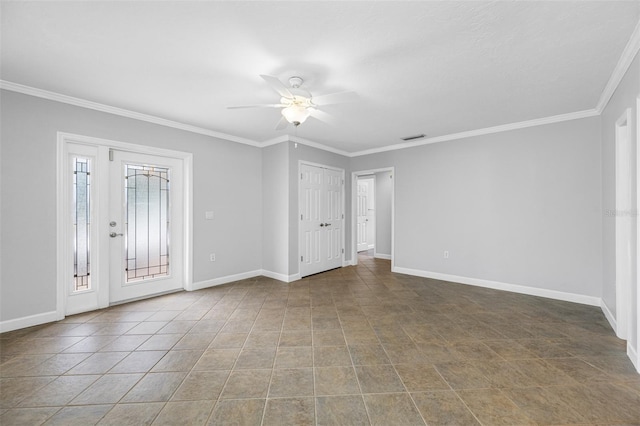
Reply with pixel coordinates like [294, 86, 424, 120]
[2, 1, 639, 153]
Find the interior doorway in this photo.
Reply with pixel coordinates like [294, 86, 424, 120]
[57, 133, 193, 317]
[356, 176, 375, 252]
[351, 167, 394, 267]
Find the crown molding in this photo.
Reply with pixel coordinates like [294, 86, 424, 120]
[261, 135, 290, 148]
[289, 135, 351, 157]
[349, 109, 600, 157]
[0, 80, 261, 147]
[596, 18, 640, 113]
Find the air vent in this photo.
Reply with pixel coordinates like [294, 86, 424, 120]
[401, 134, 426, 141]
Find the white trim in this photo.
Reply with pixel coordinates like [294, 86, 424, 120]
[351, 167, 395, 269]
[374, 253, 392, 260]
[601, 299, 618, 333]
[343, 259, 355, 267]
[0, 311, 61, 334]
[636, 97, 640, 373]
[191, 270, 262, 291]
[628, 343, 639, 373]
[1, 80, 260, 147]
[393, 266, 602, 307]
[290, 136, 351, 157]
[349, 109, 599, 157]
[261, 270, 300, 283]
[615, 109, 633, 339]
[596, 19, 640, 113]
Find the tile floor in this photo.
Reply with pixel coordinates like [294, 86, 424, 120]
[1, 253, 639, 425]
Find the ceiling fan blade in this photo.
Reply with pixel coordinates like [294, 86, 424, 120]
[312, 91, 359, 106]
[275, 116, 289, 130]
[260, 75, 293, 99]
[308, 108, 336, 126]
[227, 104, 286, 109]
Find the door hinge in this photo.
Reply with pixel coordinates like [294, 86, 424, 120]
[301, 214, 303, 220]
[301, 173, 303, 180]
[342, 214, 344, 219]
[342, 179, 344, 185]
[109, 149, 114, 161]
[342, 248, 344, 254]
[301, 256, 303, 262]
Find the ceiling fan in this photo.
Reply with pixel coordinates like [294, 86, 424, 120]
[227, 75, 358, 130]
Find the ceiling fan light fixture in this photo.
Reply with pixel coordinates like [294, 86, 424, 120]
[282, 104, 311, 126]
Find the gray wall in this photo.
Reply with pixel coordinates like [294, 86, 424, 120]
[351, 117, 603, 298]
[262, 143, 290, 276]
[375, 171, 393, 257]
[601, 53, 639, 349]
[1, 90, 262, 322]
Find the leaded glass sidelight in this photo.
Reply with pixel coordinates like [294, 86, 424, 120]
[73, 157, 91, 291]
[124, 164, 170, 282]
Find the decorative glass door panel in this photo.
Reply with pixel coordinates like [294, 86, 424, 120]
[73, 157, 92, 292]
[110, 150, 184, 303]
[125, 164, 170, 282]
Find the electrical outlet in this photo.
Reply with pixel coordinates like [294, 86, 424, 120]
[209, 253, 216, 262]
[444, 250, 449, 259]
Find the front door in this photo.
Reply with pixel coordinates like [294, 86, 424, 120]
[63, 138, 188, 316]
[109, 150, 184, 303]
[300, 164, 344, 277]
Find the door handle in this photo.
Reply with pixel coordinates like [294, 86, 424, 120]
[109, 232, 124, 238]
[320, 223, 325, 227]
[324, 223, 331, 227]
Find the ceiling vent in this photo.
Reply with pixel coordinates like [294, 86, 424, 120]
[401, 134, 426, 141]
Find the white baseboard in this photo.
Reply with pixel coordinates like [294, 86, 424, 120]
[601, 299, 618, 333]
[392, 266, 602, 307]
[191, 270, 263, 291]
[374, 253, 391, 260]
[261, 270, 300, 283]
[0, 310, 62, 333]
[343, 259, 355, 267]
[628, 343, 640, 373]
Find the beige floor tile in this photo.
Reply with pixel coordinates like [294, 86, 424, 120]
[18, 375, 100, 407]
[153, 400, 215, 425]
[122, 371, 187, 403]
[314, 346, 352, 367]
[348, 344, 390, 365]
[157, 321, 197, 334]
[43, 404, 113, 425]
[220, 369, 271, 399]
[209, 333, 248, 349]
[363, 393, 425, 425]
[263, 397, 315, 426]
[244, 331, 280, 348]
[171, 370, 229, 401]
[66, 352, 129, 375]
[100, 335, 152, 352]
[0, 407, 60, 425]
[354, 365, 405, 393]
[193, 348, 240, 370]
[136, 334, 182, 351]
[0, 376, 55, 408]
[25, 353, 92, 376]
[315, 366, 360, 396]
[316, 395, 368, 425]
[110, 350, 166, 374]
[269, 368, 314, 397]
[394, 364, 449, 391]
[151, 350, 203, 372]
[457, 388, 535, 425]
[275, 346, 313, 368]
[280, 330, 312, 347]
[502, 386, 586, 424]
[433, 362, 491, 390]
[173, 333, 217, 350]
[313, 330, 346, 346]
[412, 390, 479, 425]
[234, 347, 276, 369]
[208, 398, 265, 425]
[69, 374, 143, 405]
[98, 402, 164, 425]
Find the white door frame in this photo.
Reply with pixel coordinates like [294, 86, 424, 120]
[298, 160, 346, 277]
[635, 97, 640, 372]
[615, 109, 633, 340]
[56, 132, 193, 319]
[351, 167, 395, 267]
